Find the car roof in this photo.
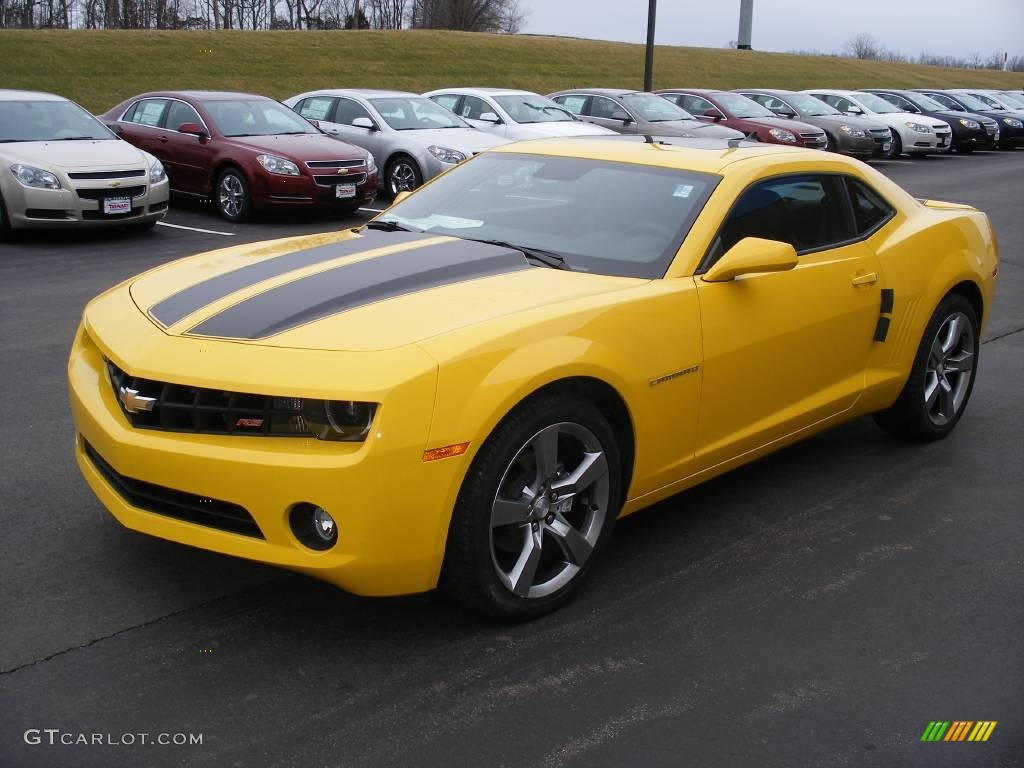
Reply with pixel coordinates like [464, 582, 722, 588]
[0, 89, 66, 102]
[488, 135, 864, 174]
[657, 88, 713, 94]
[734, 88, 796, 96]
[803, 88, 855, 96]
[304, 89, 420, 98]
[429, 87, 539, 97]
[128, 90, 276, 102]
[551, 88, 643, 98]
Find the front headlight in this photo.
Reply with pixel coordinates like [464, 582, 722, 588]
[256, 154, 300, 176]
[905, 122, 931, 133]
[10, 163, 61, 190]
[427, 145, 467, 164]
[302, 400, 377, 442]
[149, 158, 167, 184]
[1002, 117, 1024, 128]
[768, 128, 797, 143]
[365, 153, 377, 174]
[839, 125, 866, 138]
[958, 118, 981, 130]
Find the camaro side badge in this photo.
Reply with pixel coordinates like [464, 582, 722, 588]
[650, 365, 699, 387]
[118, 386, 157, 413]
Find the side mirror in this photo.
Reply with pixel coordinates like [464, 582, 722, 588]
[392, 190, 412, 205]
[479, 111, 502, 124]
[177, 122, 207, 139]
[846, 105, 863, 114]
[352, 117, 378, 131]
[702, 237, 798, 282]
[703, 108, 724, 122]
[611, 110, 633, 124]
[105, 121, 124, 136]
[306, 119, 321, 129]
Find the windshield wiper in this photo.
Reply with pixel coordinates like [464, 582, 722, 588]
[364, 219, 420, 233]
[464, 238, 570, 270]
[57, 136, 104, 141]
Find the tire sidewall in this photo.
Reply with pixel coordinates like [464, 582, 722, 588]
[446, 394, 623, 619]
[889, 131, 903, 159]
[0, 188, 12, 241]
[216, 168, 251, 222]
[386, 155, 422, 198]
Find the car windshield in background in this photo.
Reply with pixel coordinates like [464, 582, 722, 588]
[378, 152, 718, 279]
[714, 92, 775, 119]
[205, 99, 318, 137]
[621, 93, 695, 122]
[968, 93, 1006, 110]
[370, 97, 467, 130]
[787, 93, 839, 116]
[494, 95, 574, 123]
[997, 92, 1024, 109]
[950, 93, 995, 112]
[854, 92, 901, 114]
[0, 100, 113, 142]
[903, 92, 947, 112]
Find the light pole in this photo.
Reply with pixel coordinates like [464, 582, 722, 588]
[643, 0, 657, 91]
[737, 0, 753, 50]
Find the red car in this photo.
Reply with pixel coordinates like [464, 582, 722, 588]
[656, 89, 828, 150]
[100, 91, 378, 221]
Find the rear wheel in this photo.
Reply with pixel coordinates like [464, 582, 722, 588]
[873, 294, 979, 441]
[216, 168, 251, 222]
[442, 393, 622, 619]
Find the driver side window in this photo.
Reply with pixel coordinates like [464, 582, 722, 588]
[335, 98, 373, 126]
[589, 96, 623, 119]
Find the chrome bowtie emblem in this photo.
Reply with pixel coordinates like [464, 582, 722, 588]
[118, 385, 157, 414]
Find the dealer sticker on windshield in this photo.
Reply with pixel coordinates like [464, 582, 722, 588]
[335, 183, 356, 199]
[673, 184, 694, 198]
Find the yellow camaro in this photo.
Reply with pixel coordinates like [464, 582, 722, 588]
[69, 137, 998, 618]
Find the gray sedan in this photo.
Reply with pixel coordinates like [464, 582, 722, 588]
[547, 88, 744, 140]
[283, 89, 509, 196]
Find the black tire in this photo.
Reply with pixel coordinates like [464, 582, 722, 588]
[823, 132, 839, 153]
[955, 144, 974, 154]
[215, 167, 252, 222]
[887, 131, 903, 159]
[442, 391, 623, 620]
[873, 293, 979, 441]
[385, 155, 422, 198]
[0, 189, 12, 242]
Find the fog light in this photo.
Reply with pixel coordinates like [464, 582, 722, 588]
[289, 502, 338, 551]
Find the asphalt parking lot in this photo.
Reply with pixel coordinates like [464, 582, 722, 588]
[1, 152, 1022, 768]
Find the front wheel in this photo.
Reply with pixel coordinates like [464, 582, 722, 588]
[887, 131, 903, 159]
[442, 393, 622, 619]
[386, 155, 422, 198]
[216, 168, 251, 222]
[873, 294, 979, 441]
[0, 190, 12, 242]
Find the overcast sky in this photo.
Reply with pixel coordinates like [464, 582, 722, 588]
[524, 1, 1024, 60]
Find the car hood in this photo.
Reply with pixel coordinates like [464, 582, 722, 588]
[128, 229, 638, 352]
[816, 114, 887, 130]
[930, 111, 995, 126]
[745, 115, 822, 133]
[396, 128, 508, 153]
[0, 139, 149, 170]
[509, 122, 614, 139]
[647, 120, 744, 138]
[872, 111, 948, 128]
[224, 133, 366, 161]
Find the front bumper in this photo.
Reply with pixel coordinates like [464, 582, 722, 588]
[902, 127, 953, 154]
[952, 124, 999, 150]
[996, 122, 1024, 147]
[833, 131, 886, 158]
[251, 168, 379, 210]
[68, 292, 467, 597]
[5, 177, 168, 230]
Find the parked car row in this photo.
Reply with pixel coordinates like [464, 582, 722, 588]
[1, 85, 1021, 236]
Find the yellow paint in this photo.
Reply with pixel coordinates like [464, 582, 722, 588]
[69, 139, 999, 597]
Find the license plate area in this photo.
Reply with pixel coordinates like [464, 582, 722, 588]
[103, 197, 132, 215]
[335, 183, 356, 199]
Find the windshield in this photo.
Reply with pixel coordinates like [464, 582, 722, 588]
[900, 92, 945, 112]
[0, 99, 114, 142]
[714, 92, 774, 119]
[968, 93, 1006, 110]
[205, 99, 318, 137]
[370, 96, 467, 130]
[377, 152, 718, 279]
[997, 92, 1024, 108]
[949, 92, 994, 112]
[853, 92, 901, 114]
[494, 94, 574, 123]
[621, 93, 695, 121]
[786, 93, 839, 116]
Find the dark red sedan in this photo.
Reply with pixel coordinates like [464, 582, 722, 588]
[656, 89, 828, 150]
[100, 91, 378, 221]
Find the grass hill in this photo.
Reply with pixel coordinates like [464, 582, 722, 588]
[2, 29, 1021, 112]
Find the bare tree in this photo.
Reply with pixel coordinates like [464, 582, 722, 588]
[844, 32, 880, 60]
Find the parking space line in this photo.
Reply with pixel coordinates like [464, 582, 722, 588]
[359, 207, 386, 213]
[157, 222, 235, 236]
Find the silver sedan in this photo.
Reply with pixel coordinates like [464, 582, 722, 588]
[283, 89, 509, 196]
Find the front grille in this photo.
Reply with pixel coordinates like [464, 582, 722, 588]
[25, 208, 69, 220]
[82, 208, 141, 220]
[798, 131, 825, 139]
[869, 128, 891, 136]
[312, 172, 367, 187]
[106, 360, 309, 437]
[77, 186, 147, 201]
[305, 159, 365, 169]
[984, 124, 997, 135]
[68, 169, 146, 180]
[83, 440, 264, 539]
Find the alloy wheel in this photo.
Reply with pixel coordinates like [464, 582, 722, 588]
[489, 422, 610, 599]
[389, 161, 418, 196]
[924, 311, 975, 426]
[219, 174, 245, 218]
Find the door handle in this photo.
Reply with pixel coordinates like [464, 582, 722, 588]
[158, 135, 169, 143]
[852, 272, 878, 286]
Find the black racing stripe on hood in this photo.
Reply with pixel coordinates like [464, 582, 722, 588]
[149, 230, 427, 327]
[186, 238, 529, 340]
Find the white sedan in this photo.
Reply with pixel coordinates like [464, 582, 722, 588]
[0, 90, 169, 239]
[423, 88, 616, 140]
[803, 89, 952, 158]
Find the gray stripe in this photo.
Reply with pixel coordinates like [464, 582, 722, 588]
[187, 239, 529, 340]
[149, 230, 425, 327]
